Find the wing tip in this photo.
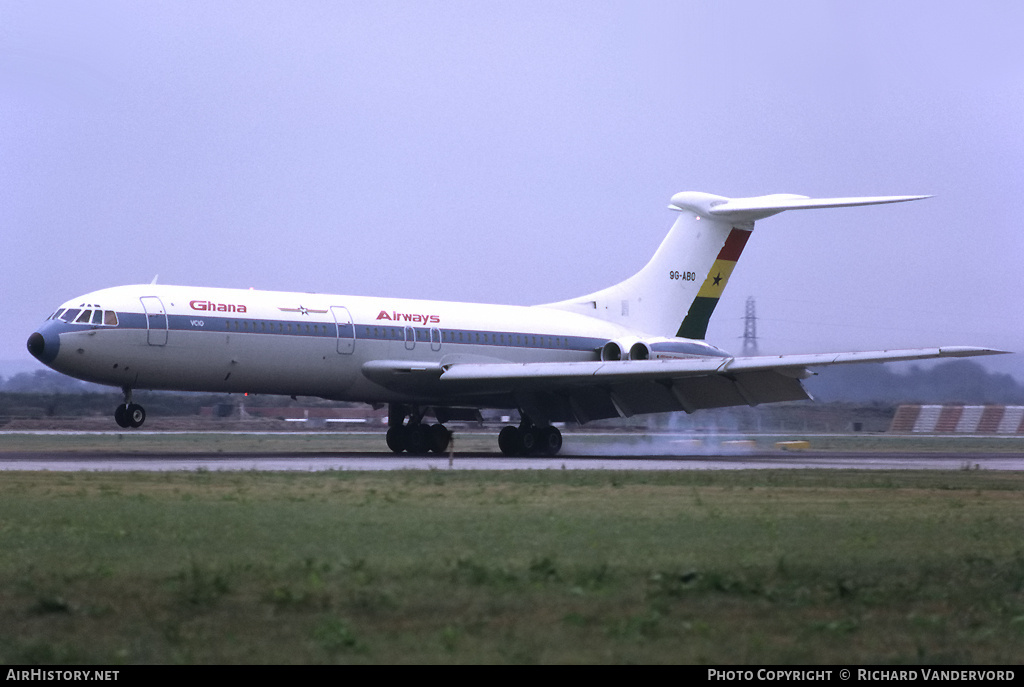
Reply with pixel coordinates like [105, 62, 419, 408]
[938, 346, 1012, 357]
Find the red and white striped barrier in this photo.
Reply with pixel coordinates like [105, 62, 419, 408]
[890, 405, 1024, 434]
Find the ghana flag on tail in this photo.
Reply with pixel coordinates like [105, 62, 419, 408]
[676, 227, 751, 339]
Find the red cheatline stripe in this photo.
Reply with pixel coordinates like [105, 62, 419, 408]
[717, 228, 752, 262]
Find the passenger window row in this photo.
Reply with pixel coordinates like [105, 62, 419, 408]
[359, 325, 571, 349]
[226, 320, 332, 335]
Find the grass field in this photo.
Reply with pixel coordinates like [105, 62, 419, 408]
[0, 469, 1022, 664]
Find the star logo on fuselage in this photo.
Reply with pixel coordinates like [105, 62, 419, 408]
[712, 273, 723, 286]
[278, 305, 328, 316]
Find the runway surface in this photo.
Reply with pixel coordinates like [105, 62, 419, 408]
[0, 451, 1021, 471]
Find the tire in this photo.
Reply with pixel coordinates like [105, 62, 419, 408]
[114, 404, 131, 428]
[386, 426, 405, 453]
[498, 426, 521, 456]
[405, 424, 430, 455]
[520, 427, 539, 455]
[428, 424, 451, 453]
[127, 403, 146, 428]
[539, 426, 563, 456]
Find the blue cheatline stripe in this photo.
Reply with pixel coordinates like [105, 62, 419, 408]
[44, 310, 730, 358]
[54, 311, 613, 354]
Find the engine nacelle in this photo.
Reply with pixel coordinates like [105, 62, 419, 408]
[628, 341, 651, 361]
[600, 340, 624, 361]
[600, 339, 652, 361]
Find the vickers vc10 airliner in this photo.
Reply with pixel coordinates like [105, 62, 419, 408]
[27, 191, 1005, 456]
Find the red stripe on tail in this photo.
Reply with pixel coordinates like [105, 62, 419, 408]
[717, 228, 752, 262]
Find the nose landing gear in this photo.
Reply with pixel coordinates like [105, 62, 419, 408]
[114, 387, 146, 428]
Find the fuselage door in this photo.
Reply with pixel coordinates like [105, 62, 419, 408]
[140, 296, 168, 346]
[430, 327, 442, 352]
[331, 306, 355, 354]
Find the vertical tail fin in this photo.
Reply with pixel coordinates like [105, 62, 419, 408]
[541, 191, 928, 339]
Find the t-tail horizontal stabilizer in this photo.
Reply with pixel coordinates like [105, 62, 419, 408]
[669, 192, 931, 224]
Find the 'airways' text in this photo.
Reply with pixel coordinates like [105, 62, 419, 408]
[376, 310, 440, 324]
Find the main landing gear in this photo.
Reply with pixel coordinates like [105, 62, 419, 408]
[384, 405, 563, 456]
[386, 404, 451, 455]
[498, 421, 562, 457]
[114, 387, 146, 428]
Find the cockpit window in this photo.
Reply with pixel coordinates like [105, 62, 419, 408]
[49, 306, 119, 327]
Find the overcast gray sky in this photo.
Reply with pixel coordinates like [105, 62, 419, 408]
[3, 1, 1022, 377]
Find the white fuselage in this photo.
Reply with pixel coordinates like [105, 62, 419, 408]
[31, 284, 726, 410]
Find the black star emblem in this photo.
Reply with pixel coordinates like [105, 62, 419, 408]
[712, 273, 722, 286]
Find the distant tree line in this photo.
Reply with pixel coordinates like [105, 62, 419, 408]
[2, 362, 1023, 419]
[0, 369, 107, 393]
[0, 370, 355, 418]
[804, 360, 1024, 405]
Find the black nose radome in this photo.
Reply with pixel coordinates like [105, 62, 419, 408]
[27, 332, 45, 359]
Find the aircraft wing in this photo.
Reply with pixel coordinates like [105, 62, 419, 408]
[363, 346, 1007, 424]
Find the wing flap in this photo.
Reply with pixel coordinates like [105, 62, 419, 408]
[547, 370, 812, 422]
